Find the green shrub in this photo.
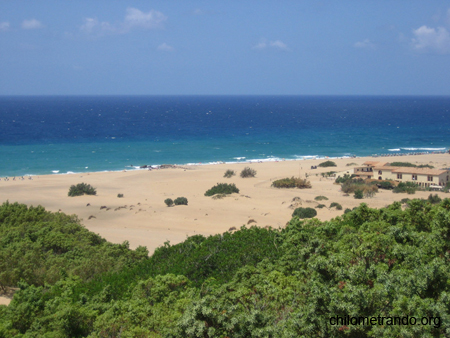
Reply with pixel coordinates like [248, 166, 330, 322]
[389, 162, 434, 169]
[406, 187, 416, 194]
[335, 174, 355, 184]
[321, 171, 337, 178]
[354, 189, 364, 199]
[316, 204, 326, 209]
[174, 197, 188, 205]
[223, 169, 236, 178]
[314, 195, 328, 201]
[318, 160, 337, 167]
[346, 162, 358, 166]
[68, 183, 97, 197]
[389, 162, 417, 167]
[272, 177, 311, 189]
[205, 183, 240, 196]
[378, 181, 394, 190]
[393, 182, 419, 194]
[117, 193, 124, 198]
[292, 207, 317, 219]
[330, 202, 342, 210]
[240, 167, 257, 178]
[164, 198, 174, 207]
[400, 198, 410, 204]
[344, 208, 352, 213]
[427, 194, 442, 204]
[341, 179, 378, 197]
[444, 182, 450, 193]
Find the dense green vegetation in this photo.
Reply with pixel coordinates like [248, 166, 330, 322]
[164, 198, 174, 207]
[341, 178, 378, 198]
[376, 180, 394, 190]
[223, 169, 236, 178]
[389, 161, 434, 169]
[292, 207, 317, 218]
[354, 189, 364, 199]
[204, 183, 239, 196]
[318, 160, 337, 167]
[240, 167, 256, 178]
[329, 202, 343, 210]
[444, 182, 450, 193]
[174, 197, 188, 205]
[0, 202, 148, 291]
[271, 177, 311, 189]
[393, 181, 419, 194]
[428, 193, 442, 204]
[2, 199, 450, 337]
[335, 173, 355, 184]
[315, 195, 329, 201]
[68, 183, 97, 197]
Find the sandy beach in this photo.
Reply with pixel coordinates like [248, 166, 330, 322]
[1, 153, 449, 256]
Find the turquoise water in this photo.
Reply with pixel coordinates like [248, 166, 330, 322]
[1, 95, 449, 176]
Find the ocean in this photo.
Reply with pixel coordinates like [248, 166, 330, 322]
[0, 95, 449, 177]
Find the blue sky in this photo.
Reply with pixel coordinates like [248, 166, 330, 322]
[1, 1, 450, 95]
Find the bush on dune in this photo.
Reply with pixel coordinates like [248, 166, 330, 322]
[205, 183, 239, 196]
[174, 197, 188, 205]
[68, 183, 96, 197]
[271, 177, 311, 189]
[292, 207, 317, 219]
[223, 169, 236, 178]
[318, 160, 337, 167]
[240, 167, 256, 178]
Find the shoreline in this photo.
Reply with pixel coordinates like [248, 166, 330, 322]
[2, 150, 448, 179]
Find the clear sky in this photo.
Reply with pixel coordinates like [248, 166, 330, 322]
[1, 1, 450, 95]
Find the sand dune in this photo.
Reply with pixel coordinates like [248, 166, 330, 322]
[1, 154, 449, 256]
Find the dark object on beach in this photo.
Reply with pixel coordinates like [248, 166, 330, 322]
[68, 183, 97, 197]
[140, 165, 148, 168]
[318, 160, 337, 167]
[160, 164, 178, 169]
[88, 215, 96, 219]
[164, 198, 174, 207]
[292, 207, 317, 219]
[117, 193, 124, 198]
[240, 167, 256, 178]
[86, 203, 90, 206]
[311, 165, 317, 169]
[100, 206, 107, 210]
[174, 197, 188, 205]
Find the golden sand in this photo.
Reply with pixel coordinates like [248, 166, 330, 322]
[1, 153, 448, 254]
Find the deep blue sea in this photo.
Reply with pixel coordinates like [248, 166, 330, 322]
[0, 95, 449, 177]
